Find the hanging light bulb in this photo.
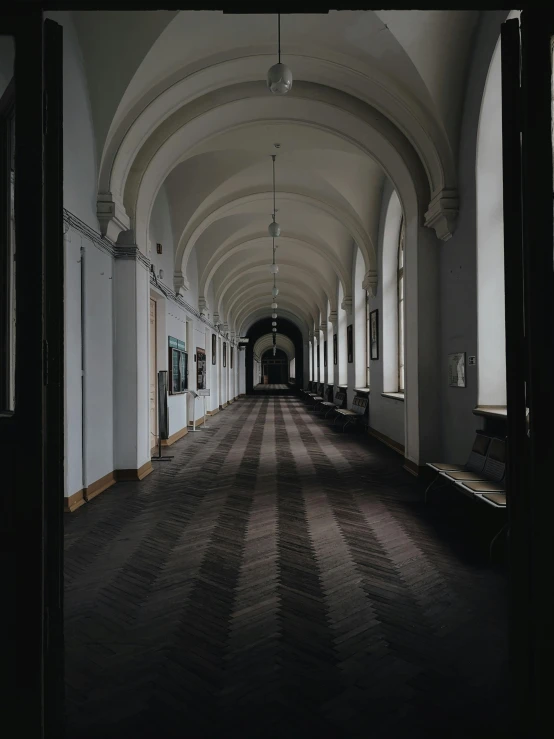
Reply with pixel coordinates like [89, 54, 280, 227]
[273, 346, 277, 356]
[272, 321, 277, 327]
[268, 155, 281, 237]
[272, 313, 277, 319]
[271, 302, 278, 309]
[269, 264, 279, 274]
[272, 286, 279, 298]
[267, 14, 293, 95]
[272, 328, 277, 332]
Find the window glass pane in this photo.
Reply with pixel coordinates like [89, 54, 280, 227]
[0, 36, 15, 413]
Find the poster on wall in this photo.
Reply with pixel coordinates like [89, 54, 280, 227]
[333, 334, 337, 365]
[324, 340, 327, 367]
[212, 333, 216, 364]
[197, 347, 206, 390]
[231, 346, 234, 369]
[347, 324, 353, 363]
[223, 342, 227, 367]
[448, 352, 466, 387]
[369, 309, 379, 360]
[317, 344, 320, 368]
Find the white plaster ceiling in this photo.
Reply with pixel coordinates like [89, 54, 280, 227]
[73, 9, 483, 337]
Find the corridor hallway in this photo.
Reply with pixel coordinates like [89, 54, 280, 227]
[65, 395, 508, 739]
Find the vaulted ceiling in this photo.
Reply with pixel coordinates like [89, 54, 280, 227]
[73, 10, 481, 336]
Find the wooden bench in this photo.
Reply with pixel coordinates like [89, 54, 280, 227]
[305, 382, 324, 408]
[425, 434, 507, 560]
[332, 395, 369, 431]
[320, 390, 346, 418]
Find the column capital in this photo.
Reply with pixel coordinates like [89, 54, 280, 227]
[97, 191, 130, 243]
[341, 296, 353, 315]
[424, 187, 459, 241]
[328, 310, 338, 326]
[318, 322, 327, 332]
[175, 270, 190, 296]
[362, 269, 378, 297]
[198, 296, 209, 317]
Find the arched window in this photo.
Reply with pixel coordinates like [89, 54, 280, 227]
[397, 217, 405, 392]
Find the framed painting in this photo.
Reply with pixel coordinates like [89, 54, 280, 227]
[347, 324, 353, 363]
[223, 341, 227, 367]
[212, 333, 216, 364]
[230, 346, 234, 369]
[369, 309, 379, 360]
[324, 340, 327, 367]
[317, 343, 320, 368]
[333, 333, 337, 365]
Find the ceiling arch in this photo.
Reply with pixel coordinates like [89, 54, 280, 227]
[215, 263, 337, 320]
[226, 281, 324, 330]
[253, 334, 296, 361]
[234, 298, 314, 337]
[199, 233, 351, 301]
[240, 308, 308, 337]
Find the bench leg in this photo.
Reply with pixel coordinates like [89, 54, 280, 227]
[489, 521, 508, 564]
[424, 475, 450, 504]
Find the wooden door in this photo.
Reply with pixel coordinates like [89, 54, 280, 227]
[149, 298, 158, 450]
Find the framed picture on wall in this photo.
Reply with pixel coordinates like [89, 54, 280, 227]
[212, 333, 216, 364]
[230, 346, 234, 369]
[317, 344, 320, 368]
[196, 347, 206, 390]
[369, 309, 379, 360]
[347, 324, 353, 363]
[223, 342, 227, 367]
[448, 352, 466, 387]
[324, 340, 327, 367]
[333, 334, 337, 365]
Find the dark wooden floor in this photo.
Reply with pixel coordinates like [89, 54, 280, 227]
[65, 393, 509, 739]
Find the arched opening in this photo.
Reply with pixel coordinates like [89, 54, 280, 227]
[381, 189, 404, 393]
[261, 348, 288, 384]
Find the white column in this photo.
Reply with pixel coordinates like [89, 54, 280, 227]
[341, 296, 354, 405]
[328, 311, 338, 389]
[113, 253, 152, 477]
[403, 222, 441, 468]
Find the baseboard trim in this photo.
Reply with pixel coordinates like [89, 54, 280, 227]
[189, 415, 205, 427]
[221, 402, 229, 409]
[402, 459, 426, 477]
[84, 470, 117, 502]
[368, 426, 405, 456]
[116, 460, 153, 482]
[64, 489, 86, 512]
[161, 426, 188, 446]
[207, 408, 220, 416]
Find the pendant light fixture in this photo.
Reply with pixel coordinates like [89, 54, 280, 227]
[267, 13, 293, 95]
[272, 312, 277, 319]
[268, 155, 280, 238]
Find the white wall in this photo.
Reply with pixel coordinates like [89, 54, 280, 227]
[353, 247, 366, 388]
[64, 233, 83, 497]
[47, 11, 98, 231]
[367, 181, 405, 448]
[476, 33, 507, 407]
[85, 244, 114, 483]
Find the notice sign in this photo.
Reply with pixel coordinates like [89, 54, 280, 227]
[448, 352, 466, 387]
[197, 389, 210, 397]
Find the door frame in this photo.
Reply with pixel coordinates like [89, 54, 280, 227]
[149, 297, 158, 452]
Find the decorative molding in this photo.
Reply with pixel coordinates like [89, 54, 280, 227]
[318, 322, 327, 332]
[362, 269, 378, 297]
[63, 209, 239, 345]
[424, 188, 459, 241]
[340, 296, 353, 315]
[328, 310, 338, 325]
[96, 191, 130, 243]
[198, 296, 209, 317]
[174, 270, 191, 295]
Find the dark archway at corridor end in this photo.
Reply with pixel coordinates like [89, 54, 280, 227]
[245, 317, 304, 394]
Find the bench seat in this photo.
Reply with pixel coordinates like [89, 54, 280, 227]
[335, 409, 356, 416]
[459, 479, 505, 493]
[476, 492, 506, 508]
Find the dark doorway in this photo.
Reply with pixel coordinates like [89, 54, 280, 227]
[245, 316, 304, 393]
[262, 348, 288, 384]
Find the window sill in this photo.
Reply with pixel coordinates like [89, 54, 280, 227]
[472, 405, 507, 418]
[354, 387, 370, 394]
[381, 392, 405, 401]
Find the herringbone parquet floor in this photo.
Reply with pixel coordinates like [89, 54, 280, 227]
[65, 394, 509, 739]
